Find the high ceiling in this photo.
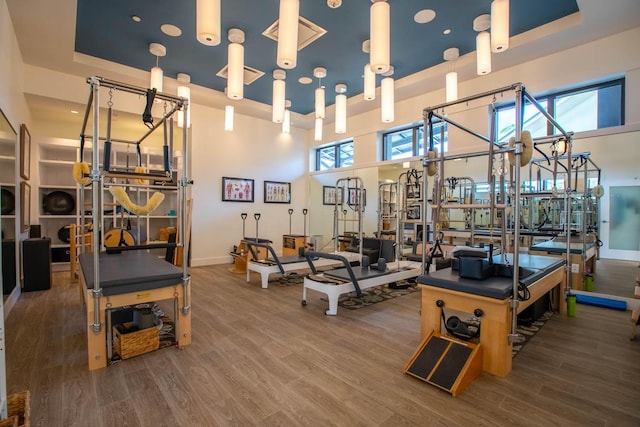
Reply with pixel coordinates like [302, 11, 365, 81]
[73, 0, 578, 115]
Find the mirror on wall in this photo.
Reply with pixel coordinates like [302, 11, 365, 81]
[0, 109, 18, 298]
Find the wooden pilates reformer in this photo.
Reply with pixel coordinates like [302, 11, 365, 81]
[301, 250, 422, 316]
[77, 76, 192, 370]
[244, 240, 360, 289]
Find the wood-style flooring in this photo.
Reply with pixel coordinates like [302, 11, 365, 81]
[4, 259, 640, 426]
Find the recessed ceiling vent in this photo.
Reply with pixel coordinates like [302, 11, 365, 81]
[262, 16, 327, 50]
[216, 65, 265, 85]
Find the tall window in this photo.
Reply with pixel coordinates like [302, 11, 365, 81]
[383, 121, 448, 160]
[496, 79, 624, 142]
[316, 140, 354, 171]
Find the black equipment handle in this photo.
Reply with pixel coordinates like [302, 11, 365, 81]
[304, 251, 362, 298]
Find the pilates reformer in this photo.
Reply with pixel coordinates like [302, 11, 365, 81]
[77, 76, 192, 370]
[244, 240, 360, 289]
[301, 250, 422, 316]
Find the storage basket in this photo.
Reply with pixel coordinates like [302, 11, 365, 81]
[113, 322, 159, 359]
[6, 390, 30, 427]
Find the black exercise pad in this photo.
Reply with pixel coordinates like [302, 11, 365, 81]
[429, 342, 473, 391]
[79, 252, 183, 296]
[265, 255, 306, 264]
[530, 240, 595, 255]
[323, 266, 392, 282]
[417, 254, 564, 300]
[406, 336, 449, 379]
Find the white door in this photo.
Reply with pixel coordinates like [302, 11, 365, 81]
[599, 184, 640, 261]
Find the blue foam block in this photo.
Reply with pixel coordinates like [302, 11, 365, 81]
[576, 294, 627, 311]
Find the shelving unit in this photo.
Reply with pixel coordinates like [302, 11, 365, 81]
[36, 140, 180, 270]
[0, 138, 16, 242]
[377, 182, 397, 235]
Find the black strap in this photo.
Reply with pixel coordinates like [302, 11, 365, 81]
[142, 88, 156, 128]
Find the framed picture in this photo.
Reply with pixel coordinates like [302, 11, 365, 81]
[20, 124, 31, 180]
[406, 183, 421, 199]
[347, 188, 366, 207]
[264, 181, 291, 204]
[323, 186, 343, 205]
[20, 181, 30, 232]
[222, 177, 254, 202]
[407, 204, 421, 220]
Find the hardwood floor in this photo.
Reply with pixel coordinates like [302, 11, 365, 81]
[5, 260, 640, 426]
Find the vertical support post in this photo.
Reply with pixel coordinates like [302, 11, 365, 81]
[509, 84, 523, 343]
[180, 98, 190, 315]
[89, 77, 102, 334]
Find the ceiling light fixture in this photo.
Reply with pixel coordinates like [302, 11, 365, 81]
[314, 118, 323, 141]
[335, 84, 347, 134]
[381, 65, 394, 123]
[196, 0, 221, 46]
[491, 0, 510, 53]
[277, 0, 299, 69]
[283, 100, 292, 133]
[362, 40, 376, 101]
[227, 28, 245, 100]
[176, 73, 191, 128]
[314, 67, 326, 119]
[473, 14, 492, 76]
[272, 69, 287, 123]
[327, 0, 342, 8]
[370, 0, 390, 74]
[225, 105, 234, 131]
[149, 43, 166, 92]
[443, 47, 459, 102]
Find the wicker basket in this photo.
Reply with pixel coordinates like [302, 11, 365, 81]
[113, 322, 159, 359]
[6, 390, 30, 427]
[0, 416, 18, 427]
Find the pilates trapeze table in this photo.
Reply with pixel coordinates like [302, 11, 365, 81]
[529, 239, 597, 290]
[301, 251, 423, 316]
[244, 240, 361, 288]
[79, 251, 191, 370]
[417, 254, 565, 377]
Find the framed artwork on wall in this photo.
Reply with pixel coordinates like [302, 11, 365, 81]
[323, 186, 343, 205]
[347, 188, 366, 207]
[20, 181, 30, 232]
[264, 181, 291, 204]
[20, 124, 31, 180]
[407, 204, 421, 220]
[222, 177, 254, 202]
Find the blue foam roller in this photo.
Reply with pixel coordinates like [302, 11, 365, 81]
[576, 294, 627, 311]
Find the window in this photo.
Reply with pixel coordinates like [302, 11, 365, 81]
[496, 79, 624, 143]
[383, 121, 448, 161]
[316, 140, 353, 171]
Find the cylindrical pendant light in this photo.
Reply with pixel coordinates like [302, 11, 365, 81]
[277, 0, 299, 69]
[314, 118, 323, 141]
[282, 100, 291, 133]
[149, 43, 166, 92]
[364, 63, 376, 101]
[443, 47, 459, 102]
[196, 0, 221, 46]
[370, 0, 390, 74]
[272, 69, 286, 123]
[314, 67, 326, 119]
[225, 105, 234, 131]
[476, 31, 491, 75]
[177, 73, 191, 128]
[227, 28, 245, 100]
[335, 84, 347, 134]
[491, 0, 510, 53]
[381, 66, 394, 123]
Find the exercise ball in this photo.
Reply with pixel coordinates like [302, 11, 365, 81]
[43, 191, 75, 215]
[58, 225, 71, 243]
[1, 188, 15, 215]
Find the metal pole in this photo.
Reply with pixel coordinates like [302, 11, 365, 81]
[89, 77, 102, 334]
[180, 100, 190, 315]
[509, 85, 523, 344]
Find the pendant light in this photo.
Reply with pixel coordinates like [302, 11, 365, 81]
[196, 0, 221, 46]
[272, 69, 286, 123]
[225, 105, 234, 131]
[149, 43, 166, 92]
[335, 84, 347, 134]
[277, 0, 299, 69]
[282, 100, 291, 133]
[314, 67, 326, 119]
[362, 40, 376, 101]
[327, 0, 342, 7]
[227, 28, 245, 100]
[473, 14, 491, 75]
[443, 48, 459, 102]
[491, 0, 510, 53]
[381, 66, 394, 123]
[370, 0, 390, 74]
[176, 73, 191, 128]
[314, 118, 323, 141]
